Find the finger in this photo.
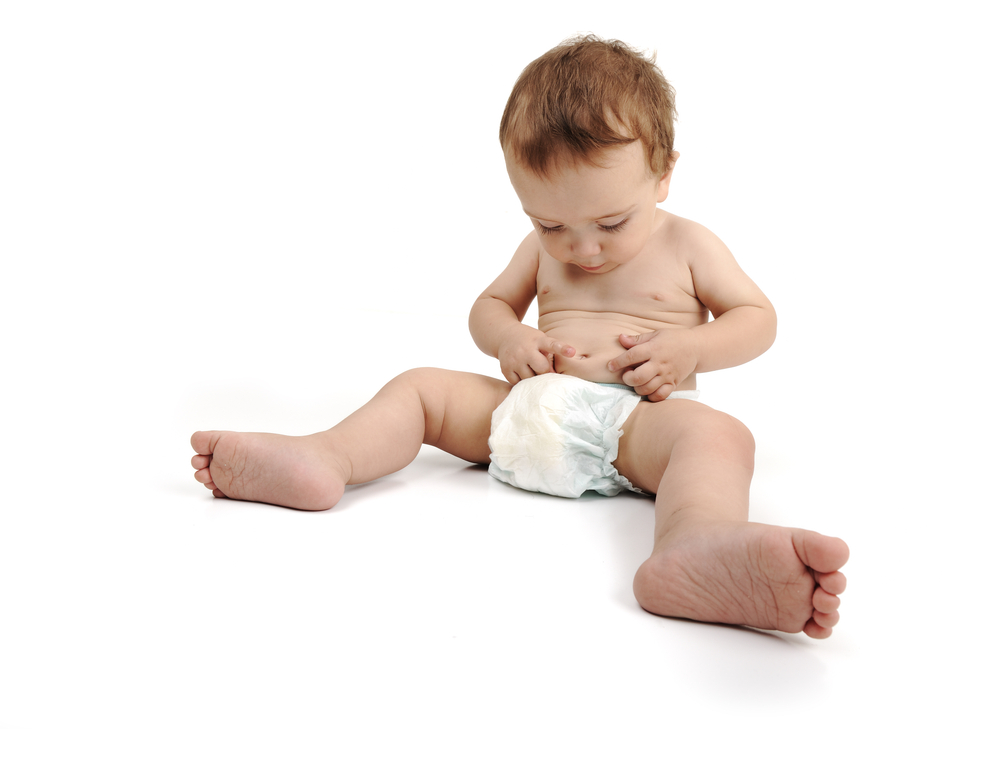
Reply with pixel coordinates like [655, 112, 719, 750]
[622, 363, 656, 389]
[618, 332, 654, 348]
[647, 383, 676, 402]
[630, 373, 671, 398]
[527, 354, 554, 376]
[629, 376, 659, 396]
[609, 345, 650, 373]
[540, 337, 576, 358]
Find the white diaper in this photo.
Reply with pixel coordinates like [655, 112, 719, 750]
[488, 374, 699, 499]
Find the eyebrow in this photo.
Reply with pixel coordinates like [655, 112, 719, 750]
[523, 206, 635, 224]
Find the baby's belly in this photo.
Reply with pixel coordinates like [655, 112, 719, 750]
[540, 312, 698, 389]
[547, 327, 632, 384]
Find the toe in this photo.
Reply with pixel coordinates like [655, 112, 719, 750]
[812, 609, 840, 629]
[803, 619, 833, 639]
[194, 467, 212, 485]
[813, 588, 841, 613]
[190, 431, 218, 455]
[817, 570, 847, 596]
[793, 531, 850, 574]
[192, 455, 209, 470]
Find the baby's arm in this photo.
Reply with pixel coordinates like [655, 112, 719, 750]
[470, 232, 576, 384]
[608, 222, 777, 400]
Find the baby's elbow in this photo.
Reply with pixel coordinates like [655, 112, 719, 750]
[469, 293, 492, 321]
[468, 296, 487, 333]
[763, 303, 777, 351]
[469, 294, 507, 337]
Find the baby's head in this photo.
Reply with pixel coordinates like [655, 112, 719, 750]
[499, 35, 677, 180]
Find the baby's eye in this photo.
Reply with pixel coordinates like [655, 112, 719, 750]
[599, 219, 629, 233]
[536, 223, 563, 235]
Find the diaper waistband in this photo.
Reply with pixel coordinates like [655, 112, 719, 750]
[595, 382, 636, 392]
[594, 380, 700, 401]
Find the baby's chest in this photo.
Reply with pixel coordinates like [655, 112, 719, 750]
[537, 260, 699, 316]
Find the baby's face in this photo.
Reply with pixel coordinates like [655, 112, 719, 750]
[506, 142, 674, 275]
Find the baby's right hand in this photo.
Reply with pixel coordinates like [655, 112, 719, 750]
[498, 326, 576, 385]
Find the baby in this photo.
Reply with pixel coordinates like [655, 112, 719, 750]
[191, 35, 849, 638]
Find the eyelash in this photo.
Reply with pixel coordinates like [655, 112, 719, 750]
[537, 220, 629, 235]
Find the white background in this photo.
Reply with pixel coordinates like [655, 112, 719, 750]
[2, 1, 997, 762]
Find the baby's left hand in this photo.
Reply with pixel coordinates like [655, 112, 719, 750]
[607, 330, 698, 402]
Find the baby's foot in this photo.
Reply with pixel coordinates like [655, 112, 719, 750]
[633, 521, 849, 638]
[190, 431, 348, 511]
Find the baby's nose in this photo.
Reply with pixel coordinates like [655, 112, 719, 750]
[570, 236, 601, 257]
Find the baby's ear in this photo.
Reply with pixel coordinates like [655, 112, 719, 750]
[656, 151, 680, 202]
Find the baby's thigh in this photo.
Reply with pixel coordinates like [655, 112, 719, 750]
[402, 367, 511, 464]
[614, 399, 746, 493]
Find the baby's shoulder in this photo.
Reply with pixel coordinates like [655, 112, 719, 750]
[511, 228, 544, 264]
[654, 212, 729, 261]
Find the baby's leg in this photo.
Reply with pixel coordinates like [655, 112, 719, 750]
[614, 401, 849, 638]
[191, 368, 510, 511]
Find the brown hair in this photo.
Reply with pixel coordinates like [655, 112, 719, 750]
[499, 35, 677, 178]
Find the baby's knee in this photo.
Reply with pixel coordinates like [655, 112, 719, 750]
[388, 367, 449, 393]
[724, 413, 755, 458]
[697, 409, 755, 467]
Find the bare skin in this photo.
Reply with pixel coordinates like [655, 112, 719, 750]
[192, 372, 848, 638]
[615, 398, 847, 638]
[191, 143, 850, 637]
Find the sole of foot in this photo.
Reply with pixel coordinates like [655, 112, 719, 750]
[633, 521, 849, 638]
[190, 430, 346, 511]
